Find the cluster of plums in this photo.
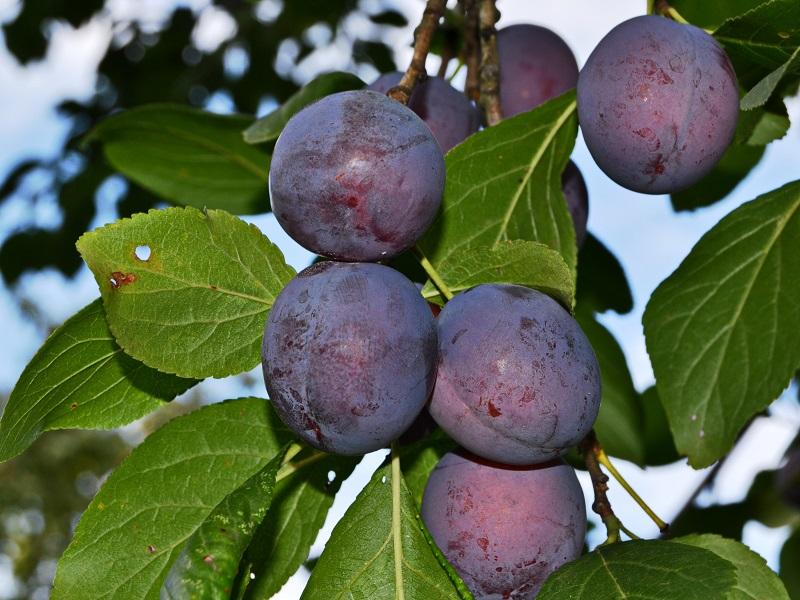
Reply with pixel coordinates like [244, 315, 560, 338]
[262, 13, 738, 599]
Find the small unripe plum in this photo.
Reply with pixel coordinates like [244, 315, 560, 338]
[497, 24, 579, 117]
[429, 284, 600, 465]
[262, 261, 437, 455]
[577, 15, 739, 194]
[368, 72, 481, 152]
[561, 160, 588, 248]
[422, 451, 586, 599]
[269, 90, 445, 261]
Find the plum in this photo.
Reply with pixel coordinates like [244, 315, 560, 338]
[269, 90, 445, 261]
[262, 261, 437, 455]
[422, 451, 586, 599]
[561, 160, 588, 248]
[577, 15, 739, 194]
[429, 284, 600, 465]
[497, 24, 579, 117]
[367, 72, 481, 152]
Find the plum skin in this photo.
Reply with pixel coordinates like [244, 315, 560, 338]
[421, 451, 586, 599]
[368, 73, 481, 152]
[262, 261, 437, 455]
[269, 90, 445, 261]
[429, 284, 601, 465]
[561, 160, 588, 248]
[497, 24, 579, 117]
[577, 15, 739, 194]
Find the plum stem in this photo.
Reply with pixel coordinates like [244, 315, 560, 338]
[580, 431, 629, 544]
[461, 0, 481, 101]
[478, 0, 503, 125]
[595, 445, 670, 533]
[387, 0, 447, 105]
[646, 0, 656, 14]
[275, 446, 327, 483]
[412, 245, 454, 301]
[654, 0, 690, 25]
[391, 441, 406, 600]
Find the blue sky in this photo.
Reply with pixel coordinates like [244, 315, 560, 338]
[1, 0, 799, 597]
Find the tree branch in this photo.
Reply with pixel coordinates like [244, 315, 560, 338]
[461, 0, 480, 101]
[478, 0, 502, 125]
[580, 431, 632, 544]
[387, 0, 448, 105]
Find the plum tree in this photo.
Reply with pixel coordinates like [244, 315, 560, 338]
[367, 72, 481, 152]
[577, 15, 739, 194]
[421, 451, 586, 599]
[562, 160, 589, 248]
[269, 90, 445, 261]
[497, 24, 579, 117]
[429, 284, 601, 465]
[262, 261, 437, 455]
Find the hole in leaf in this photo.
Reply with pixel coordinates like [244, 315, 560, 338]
[135, 245, 151, 261]
[327, 470, 336, 483]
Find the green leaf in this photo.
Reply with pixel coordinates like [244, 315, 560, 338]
[644, 180, 800, 467]
[575, 308, 645, 465]
[779, 528, 800, 599]
[243, 72, 365, 144]
[576, 234, 633, 314]
[399, 428, 456, 508]
[241, 451, 359, 600]
[88, 104, 270, 214]
[77, 207, 296, 379]
[52, 398, 293, 600]
[640, 386, 681, 466]
[670, 142, 765, 212]
[714, 1, 800, 88]
[161, 446, 289, 600]
[418, 91, 579, 277]
[0, 299, 195, 462]
[676, 534, 790, 600]
[537, 539, 737, 600]
[746, 108, 791, 145]
[669, 0, 764, 30]
[301, 462, 466, 600]
[741, 46, 800, 110]
[420, 240, 575, 310]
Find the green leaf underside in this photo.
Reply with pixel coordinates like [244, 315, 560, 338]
[77, 207, 295, 379]
[419, 91, 579, 279]
[243, 72, 365, 144]
[741, 46, 800, 110]
[52, 398, 294, 600]
[644, 180, 800, 467]
[241, 452, 359, 600]
[714, 1, 800, 86]
[676, 534, 789, 600]
[537, 539, 737, 600]
[161, 446, 288, 600]
[668, 0, 764, 31]
[0, 299, 195, 462]
[576, 234, 633, 315]
[421, 240, 575, 310]
[301, 463, 465, 600]
[89, 104, 270, 214]
[576, 309, 646, 465]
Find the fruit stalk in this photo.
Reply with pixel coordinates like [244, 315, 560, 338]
[461, 0, 481, 101]
[653, 0, 691, 25]
[478, 0, 503, 125]
[580, 431, 628, 544]
[412, 245, 454, 301]
[388, 0, 448, 105]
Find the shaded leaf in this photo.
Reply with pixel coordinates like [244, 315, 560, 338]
[644, 180, 800, 467]
[0, 300, 195, 463]
[640, 386, 680, 466]
[399, 428, 456, 508]
[418, 92, 579, 277]
[243, 72, 365, 144]
[161, 446, 289, 600]
[77, 207, 295, 379]
[420, 240, 575, 310]
[89, 104, 270, 214]
[779, 529, 800, 599]
[537, 539, 737, 600]
[741, 46, 800, 110]
[576, 234, 633, 314]
[52, 398, 293, 600]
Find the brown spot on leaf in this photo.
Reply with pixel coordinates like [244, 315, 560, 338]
[110, 272, 136, 288]
[147, 544, 157, 554]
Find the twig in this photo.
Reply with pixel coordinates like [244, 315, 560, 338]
[461, 0, 480, 101]
[580, 431, 637, 544]
[388, 0, 447, 105]
[477, 0, 502, 125]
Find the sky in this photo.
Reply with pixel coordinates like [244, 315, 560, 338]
[0, 0, 799, 597]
